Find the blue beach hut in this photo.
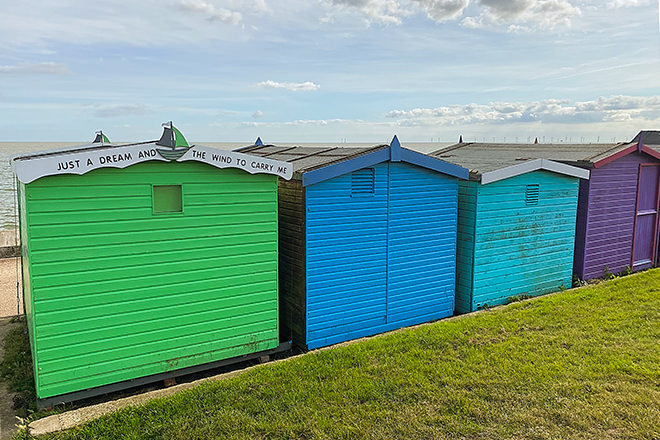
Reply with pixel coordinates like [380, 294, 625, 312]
[429, 143, 590, 313]
[241, 137, 469, 349]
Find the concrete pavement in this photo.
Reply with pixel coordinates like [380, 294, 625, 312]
[0, 258, 22, 319]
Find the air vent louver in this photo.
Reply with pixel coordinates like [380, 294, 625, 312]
[352, 168, 375, 195]
[525, 184, 539, 206]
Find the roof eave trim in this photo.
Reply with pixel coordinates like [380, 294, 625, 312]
[480, 159, 590, 185]
[13, 143, 293, 184]
[301, 145, 469, 187]
[401, 148, 469, 180]
[302, 148, 389, 187]
[593, 143, 660, 168]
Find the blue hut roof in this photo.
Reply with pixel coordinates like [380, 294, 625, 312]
[238, 136, 469, 186]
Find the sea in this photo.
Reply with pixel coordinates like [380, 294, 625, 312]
[0, 141, 451, 230]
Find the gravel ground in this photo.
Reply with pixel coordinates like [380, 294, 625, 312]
[0, 258, 22, 318]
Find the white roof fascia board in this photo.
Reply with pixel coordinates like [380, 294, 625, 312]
[480, 158, 589, 185]
[539, 158, 590, 180]
[13, 143, 293, 184]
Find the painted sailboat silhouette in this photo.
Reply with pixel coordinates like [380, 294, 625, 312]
[92, 130, 110, 144]
[156, 121, 190, 160]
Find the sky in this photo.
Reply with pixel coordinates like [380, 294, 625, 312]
[0, 0, 659, 144]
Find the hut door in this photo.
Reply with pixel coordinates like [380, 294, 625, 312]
[386, 163, 456, 323]
[632, 164, 660, 269]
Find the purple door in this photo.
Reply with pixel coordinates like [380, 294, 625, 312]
[632, 164, 660, 269]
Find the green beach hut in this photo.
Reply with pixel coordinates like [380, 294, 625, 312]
[12, 124, 293, 406]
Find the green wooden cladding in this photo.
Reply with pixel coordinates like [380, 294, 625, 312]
[19, 161, 279, 399]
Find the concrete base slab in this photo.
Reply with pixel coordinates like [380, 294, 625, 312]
[29, 366, 250, 436]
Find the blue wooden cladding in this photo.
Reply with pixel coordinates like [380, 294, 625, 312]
[244, 139, 467, 349]
[306, 162, 459, 348]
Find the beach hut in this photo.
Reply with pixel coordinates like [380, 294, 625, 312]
[441, 132, 660, 280]
[12, 124, 293, 406]
[549, 131, 660, 279]
[240, 136, 469, 349]
[429, 144, 589, 313]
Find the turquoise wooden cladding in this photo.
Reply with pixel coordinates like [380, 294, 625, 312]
[305, 162, 458, 349]
[455, 171, 580, 313]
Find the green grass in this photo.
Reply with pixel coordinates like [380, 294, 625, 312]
[1, 317, 36, 418]
[23, 270, 660, 439]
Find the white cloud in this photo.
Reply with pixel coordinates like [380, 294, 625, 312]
[326, 0, 583, 30]
[0, 0, 627, 52]
[506, 23, 530, 32]
[385, 95, 660, 126]
[414, 0, 470, 21]
[573, 95, 660, 112]
[606, 0, 650, 8]
[256, 80, 320, 91]
[252, 110, 264, 118]
[0, 62, 72, 75]
[463, 0, 582, 30]
[178, 0, 242, 24]
[0, 1, 251, 48]
[241, 118, 360, 127]
[460, 15, 484, 27]
[250, 0, 270, 12]
[329, 0, 412, 24]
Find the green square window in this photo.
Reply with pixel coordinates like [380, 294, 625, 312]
[153, 185, 182, 214]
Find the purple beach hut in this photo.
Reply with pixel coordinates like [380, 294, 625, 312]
[566, 131, 660, 279]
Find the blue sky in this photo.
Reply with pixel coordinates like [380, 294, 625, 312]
[1, 0, 659, 143]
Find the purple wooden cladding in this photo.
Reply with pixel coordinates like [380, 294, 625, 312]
[574, 153, 660, 279]
[572, 178, 590, 277]
[632, 164, 660, 269]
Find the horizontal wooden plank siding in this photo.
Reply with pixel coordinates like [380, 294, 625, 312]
[23, 161, 279, 399]
[455, 181, 477, 315]
[580, 153, 660, 279]
[304, 162, 458, 349]
[387, 163, 456, 325]
[470, 171, 579, 310]
[572, 177, 590, 279]
[305, 164, 388, 349]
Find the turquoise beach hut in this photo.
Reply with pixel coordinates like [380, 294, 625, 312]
[241, 137, 469, 349]
[429, 144, 590, 313]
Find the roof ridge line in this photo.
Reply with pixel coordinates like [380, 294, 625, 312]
[429, 142, 471, 156]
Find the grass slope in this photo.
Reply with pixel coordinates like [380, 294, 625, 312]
[32, 270, 660, 439]
[1, 318, 36, 417]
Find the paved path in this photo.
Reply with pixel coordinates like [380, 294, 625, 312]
[0, 230, 18, 249]
[0, 230, 19, 259]
[0, 258, 21, 319]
